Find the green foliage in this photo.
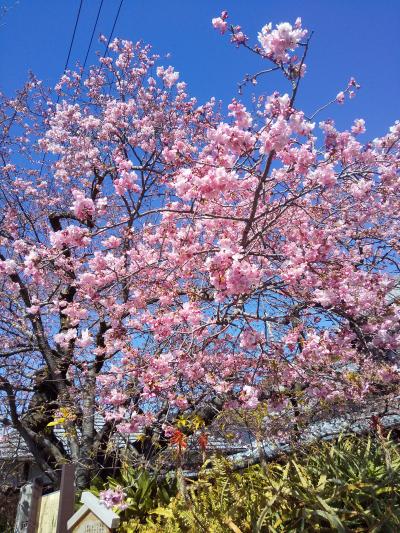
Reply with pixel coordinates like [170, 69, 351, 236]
[90, 464, 176, 532]
[94, 435, 400, 532]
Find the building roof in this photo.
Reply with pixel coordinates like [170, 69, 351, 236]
[2, 394, 400, 475]
[0, 414, 123, 461]
[0, 430, 31, 461]
[0, 413, 247, 463]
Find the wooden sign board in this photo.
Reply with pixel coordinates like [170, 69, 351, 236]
[67, 492, 120, 532]
[14, 464, 75, 533]
[36, 490, 60, 533]
[69, 510, 111, 533]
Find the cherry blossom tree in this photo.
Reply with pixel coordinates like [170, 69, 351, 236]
[1, 13, 399, 489]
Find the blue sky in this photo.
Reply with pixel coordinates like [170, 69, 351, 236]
[0, 0, 399, 138]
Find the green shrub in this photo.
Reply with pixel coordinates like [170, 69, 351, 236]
[90, 464, 176, 532]
[94, 434, 400, 532]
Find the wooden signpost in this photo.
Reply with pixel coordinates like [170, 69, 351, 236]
[56, 464, 75, 533]
[15, 465, 120, 532]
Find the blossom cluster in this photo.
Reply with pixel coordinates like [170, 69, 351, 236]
[0, 15, 399, 461]
[258, 18, 307, 62]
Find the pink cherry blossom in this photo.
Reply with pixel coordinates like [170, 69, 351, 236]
[351, 118, 366, 134]
[71, 189, 95, 221]
[100, 487, 127, 510]
[336, 91, 345, 104]
[212, 16, 228, 35]
[0, 14, 399, 490]
[258, 18, 307, 62]
[156, 65, 180, 88]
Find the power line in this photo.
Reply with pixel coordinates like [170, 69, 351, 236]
[82, 0, 104, 71]
[103, 0, 124, 58]
[38, 0, 84, 178]
[39, 0, 124, 178]
[63, 0, 84, 74]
